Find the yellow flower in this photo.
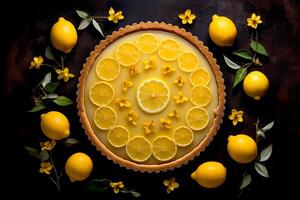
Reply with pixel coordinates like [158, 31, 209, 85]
[109, 181, 124, 194]
[163, 177, 179, 193]
[115, 98, 131, 108]
[39, 162, 53, 175]
[173, 76, 185, 87]
[143, 120, 154, 134]
[30, 56, 44, 70]
[129, 66, 140, 76]
[160, 118, 172, 129]
[178, 9, 196, 24]
[228, 109, 244, 126]
[247, 13, 262, 29]
[40, 140, 56, 151]
[162, 65, 176, 74]
[143, 57, 156, 70]
[107, 7, 124, 24]
[122, 80, 134, 92]
[128, 111, 138, 125]
[173, 91, 188, 104]
[55, 67, 75, 82]
[168, 109, 180, 118]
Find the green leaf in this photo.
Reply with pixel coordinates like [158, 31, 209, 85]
[76, 10, 89, 18]
[40, 150, 49, 161]
[28, 104, 47, 112]
[52, 96, 73, 106]
[45, 46, 55, 60]
[44, 82, 59, 93]
[255, 162, 269, 178]
[233, 67, 248, 88]
[262, 121, 274, 132]
[239, 174, 252, 190]
[260, 144, 273, 162]
[42, 72, 52, 88]
[24, 146, 40, 159]
[64, 138, 80, 147]
[130, 191, 142, 197]
[92, 19, 105, 37]
[87, 179, 109, 192]
[223, 55, 241, 69]
[46, 93, 58, 99]
[256, 129, 266, 139]
[78, 18, 92, 30]
[250, 41, 268, 56]
[233, 49, 253, 60]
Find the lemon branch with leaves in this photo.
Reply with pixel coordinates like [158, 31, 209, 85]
[76, 7, 124, 37]
[223, 13, 268, 89]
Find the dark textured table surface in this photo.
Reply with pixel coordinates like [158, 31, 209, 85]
[2, 0, 300, 199]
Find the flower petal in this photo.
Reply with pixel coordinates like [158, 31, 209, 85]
[185, 9, 191, 15]
[109, 7, 115, 15]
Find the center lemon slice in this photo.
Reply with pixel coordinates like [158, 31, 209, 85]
[137, 79, 170, 114]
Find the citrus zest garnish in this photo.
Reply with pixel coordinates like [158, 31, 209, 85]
[107, 126, 129, 148]
[126, 136, 152, 162]
[173, 76, 185, 87]
[93, 106, 117, 130]
[127, 111, 138, 125]
[115, 97, 131, 108]
[173, 91, 188, 104]
[122, 80, 134, 92]
[152, 136, 177, 161]
[143, 120, 154, 134]
[162, 65, 176, 75]
[89, 82, 114, 106]
[160, 118, 172, 129]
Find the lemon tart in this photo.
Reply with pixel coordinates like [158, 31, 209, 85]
[77, 22, 225, 172]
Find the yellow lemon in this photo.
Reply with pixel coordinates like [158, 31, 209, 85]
[191, 161, 226, 188]
[227, 134, 257, 164]
[209, 15, 237, 47]
[243, 71, 269, 100]
[50, 17, 78, 53]
[40, 111, 70, 140]
[65, 152, 93, 182]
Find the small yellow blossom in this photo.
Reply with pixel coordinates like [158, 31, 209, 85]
[162, 65, 176, 74]
[109, 181, 124, 194]
[178, 9, 196, 24]
[55, 67, 75, 82]
[143, 120, 154, 134]
[143, 57, 156, 70]
[173, 91, 188, 104]
[168, 109, 180, 118]
[39, 162, 53, 175]
[128, 111, 138, 125]
[115, 98, 131, 108]
[107, 7, 124, 24]
[122, 80, 134, 92]
[160, 118, 172, 129]
[30, 56, 44, 70]
[173, 76, 185, 87]
[40, 140, 56, 151]
[247, 13, 262, 29]
[129, 66, 140, 76]
[228, 109, 244, 126]
[163, 177, 179, 193]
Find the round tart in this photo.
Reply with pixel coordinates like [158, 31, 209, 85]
[77, 22, 225, 172]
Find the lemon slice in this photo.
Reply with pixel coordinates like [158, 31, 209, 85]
[190, 68, 210, 86]
[189, 85, 212, 107]
[173, 126, 194, 147]
[93, 106, 117, 130]
[137, 34, 158, 54]
[107, 125, 129, 148]
[126, 136, 152, 162]
[96, 58, 120, 81]
[137, 79, 170, 113]
[178, 52, 199, 72]
[186, 107, 209, 130]
[158, 39, 181, 61]
[89, 82, 114, 106]
[152, 136, 177, 161]
[115, 42, 140, 66]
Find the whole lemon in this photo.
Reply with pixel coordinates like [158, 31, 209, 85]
[40, 111, 70, 140]
[227, 134, 257, 164]
[191, 161, 226, 188]
[209, 15, 237, 47]
[65, 152, 93, 182]
[243, 71, 269, 100]
[50, 17, 78, 53]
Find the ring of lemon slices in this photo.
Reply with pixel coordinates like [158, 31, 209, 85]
[78, 22, 225, 172]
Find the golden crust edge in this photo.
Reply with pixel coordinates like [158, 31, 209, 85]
[76, 21, 226, 173]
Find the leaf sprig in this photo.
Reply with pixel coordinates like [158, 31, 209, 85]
[76, 10, 105, 37]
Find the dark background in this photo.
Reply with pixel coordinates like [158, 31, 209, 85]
[1, 0, 299, 199]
